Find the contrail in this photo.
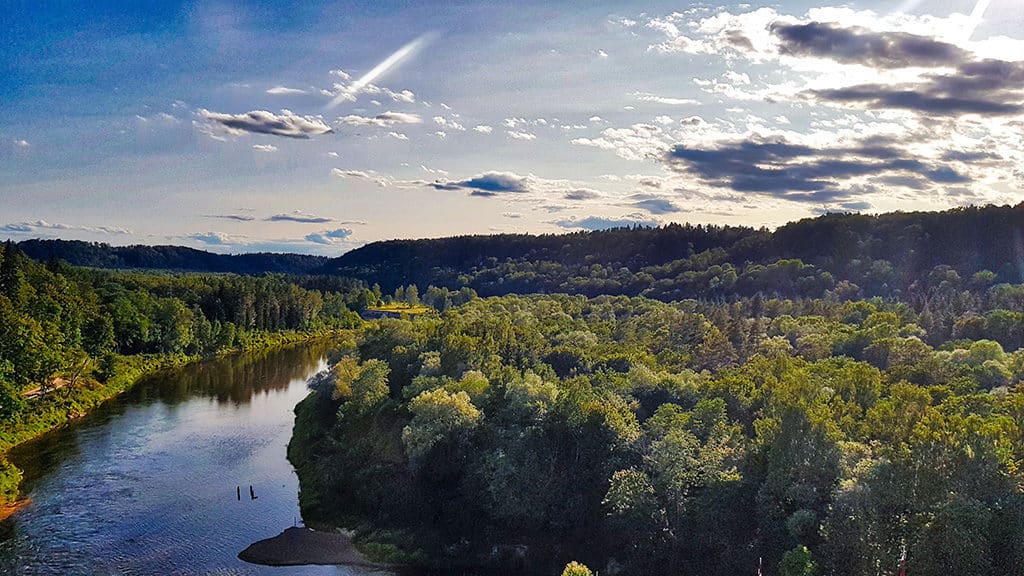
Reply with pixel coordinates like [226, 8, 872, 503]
[326, 32, 436, 110]
[964, 0, 992, 40]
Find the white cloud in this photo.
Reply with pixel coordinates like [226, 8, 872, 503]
[388, 131, 409, 140]
[507, 130, 537, 141]
[338, 111, 422, 127]
[473, 125, 493, 133]
[633, 92, 700, 105]
[1, 220, 131, 235]
[252, 144, 278, 152]
[266, 85, 309, 95]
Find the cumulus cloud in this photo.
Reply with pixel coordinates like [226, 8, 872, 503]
[304, 227, 353, 245]
[198, 109, 332, 139]
[189, 231, 241, 245]
[430, 171, 530, 196]
[0, 220, 131, 235]
[388, 132, 409, 140]
[13, 139, 31, 148]
[473, 125, 494, 133]
[252, 144, 278, 152]
[555, 215, 660, 231]
[265, 211, 333, 223]
[338, 111, 422, 127]
[571, 123, 673, 161]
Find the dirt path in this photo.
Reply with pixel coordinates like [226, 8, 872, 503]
[22, 377, 70, 400]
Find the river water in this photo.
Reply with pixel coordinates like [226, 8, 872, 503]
[0, 344, 369, 576]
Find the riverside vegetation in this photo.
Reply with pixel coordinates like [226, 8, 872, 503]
[0, 241, 368, 507]
[289, 205, 1024, 576]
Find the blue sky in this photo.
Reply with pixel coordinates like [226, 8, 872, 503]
[2, 0, 1023, 254]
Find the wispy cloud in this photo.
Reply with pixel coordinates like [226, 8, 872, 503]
[203, 213, 256, 222]
[266, 85, 310, 95]
[1, 220, 131, 235]
[338, 111, 422, 127]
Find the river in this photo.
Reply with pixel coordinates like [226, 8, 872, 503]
[0, 344, 370, 576]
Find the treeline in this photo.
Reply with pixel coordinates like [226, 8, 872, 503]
[291, 293, 1024, 576]
[0, 241, 362, 424]
[14, 238, 327, 275]
[322, 203, 1024, 301]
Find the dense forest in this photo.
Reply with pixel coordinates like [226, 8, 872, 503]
[292, 203, 1024, 576]
[6, 203, 1024, 574]
[14, 239, 327, 275]
[291, 291, 1024, 576]
[0, 241, 363, 503]
[323, 203, 1024, 302]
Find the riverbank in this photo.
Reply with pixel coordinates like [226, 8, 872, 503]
[239, 526, 391, 571]
[0, 329, 344, 512]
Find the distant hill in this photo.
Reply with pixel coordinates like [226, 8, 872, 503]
[15, 239, 327, 275]
[322, 203, 1024, 299]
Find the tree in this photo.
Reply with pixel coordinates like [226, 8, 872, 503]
[561, 561, 593, 576]
[402, 389, 481, 460]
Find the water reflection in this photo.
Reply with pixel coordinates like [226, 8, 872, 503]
[0, 343, 364, 576]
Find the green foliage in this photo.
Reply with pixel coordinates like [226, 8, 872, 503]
[780, 546, 816, 576]
[401, 389, 481, 460]
[285, 270, 1024, 574]
[561, 561, 593, 576]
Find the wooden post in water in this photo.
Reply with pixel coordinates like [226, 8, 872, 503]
[237, 486, 241, 501]
[250, 485, 257, 500]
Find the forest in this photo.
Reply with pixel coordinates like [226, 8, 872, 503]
[4, 204, 1024, 575]
[323, 203, 1024, 302]
[14, 238, 327, 275]
[292, 231, 1024, 575]
[0, 241, 364, 504]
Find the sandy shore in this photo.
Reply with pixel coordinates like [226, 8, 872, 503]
[0, 499, 29, 522]
[238, 526, 393, 571]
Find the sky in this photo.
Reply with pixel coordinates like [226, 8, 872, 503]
[2, 0, 1024, 255]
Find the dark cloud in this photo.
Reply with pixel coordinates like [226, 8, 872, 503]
[555, 216, 659, 231]
[430, 171, 529, 194]
[565, 189, 601, 200]
[664, 137, 968, 201]
[812, 58, 1024, 117]
[266, 211, 333, 223]
[771, 22, 968, 68]
[198, 109, 332, 138]
[941, 150, 1000, 162]
[629, 194, 681, 214]
[812, 85, 1022, 116]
